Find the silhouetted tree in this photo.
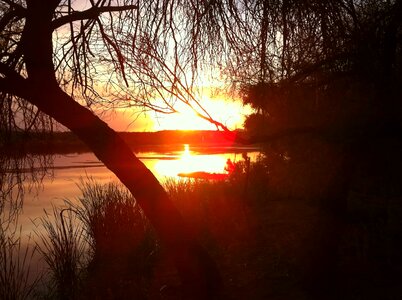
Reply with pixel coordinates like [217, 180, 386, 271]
[1, 0, 401, 297]
[237, 0, 402, 133]
[0, 1, 224, 297]
[235, 1, 402, 297]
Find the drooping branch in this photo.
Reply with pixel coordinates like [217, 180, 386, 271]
[51, 5, 138, 30]
[281, 51, 352, 85]
[0, 63, 30, 98]
[0, 8, 25, 33]
[0, 0, 26, 12]
[14, 3, 223, 297]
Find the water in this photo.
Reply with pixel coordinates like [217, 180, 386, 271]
[1, 144, 259, 285]
[13, 144, 259, 235]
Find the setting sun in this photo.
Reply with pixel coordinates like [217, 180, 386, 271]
[4, 1, 399, 298]
[104, 94, 250, 132]
[150, 94, 251, 131]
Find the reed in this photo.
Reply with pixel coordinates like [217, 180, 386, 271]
[35, 206, 87, 300]
[71, 178, 159, 298]
[0, 223, 39, 300]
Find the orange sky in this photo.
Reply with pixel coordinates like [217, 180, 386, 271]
[55, 3, 251, 132]
[104, 95, 251, 132]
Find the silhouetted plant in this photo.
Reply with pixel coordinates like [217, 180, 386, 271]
[35, 179, 159, 299]
[70, 178, 159, 299]
[0, 223, 39, 300]
[35, 206, 88, 300]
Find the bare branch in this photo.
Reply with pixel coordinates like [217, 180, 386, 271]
[0, 62, 23, 81]
[51, 5, 138, 30]
[0, 77, 30, 99]
[96, 18, 129, 87]
[0, 8, 25, 33]
[0, 0, 26, 12]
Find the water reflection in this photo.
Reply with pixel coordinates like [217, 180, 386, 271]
[4, 144, 259, 284]
[154, 144, 230, 178]
[12, 145, 260, 235]
[51, 144, 259, 181]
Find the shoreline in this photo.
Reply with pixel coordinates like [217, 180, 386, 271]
[1, 130, 255, 155]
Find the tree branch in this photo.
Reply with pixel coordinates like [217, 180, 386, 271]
[0, 77, 31, 99]
[0, 61, 16, 75]
[0, 65, 35, 120]
[283, 52, 351, 85]
[0, 8, 25, 33]
[51, 5, 138, 30]
[1, 0, 26, 12]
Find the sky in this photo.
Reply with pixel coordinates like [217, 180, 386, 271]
[61, 0, 253, 132]
[102, 96, 251, 132]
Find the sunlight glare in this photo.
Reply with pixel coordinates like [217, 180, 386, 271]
[151, 92, 251, 131]
[154, 144, 228, 178]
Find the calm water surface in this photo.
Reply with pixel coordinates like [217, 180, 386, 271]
[17, 144, 259, 235]
[4, 144, 258, 281]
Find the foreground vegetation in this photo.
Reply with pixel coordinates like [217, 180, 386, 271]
[2, 134, 401, 299]
[1, 1, 400, 298]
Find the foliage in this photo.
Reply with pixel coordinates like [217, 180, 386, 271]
[70, 179, 159, 299]
[163, 156, 270, 245]
[34, 179, 159, 299]
[0, 224, 39, 300]
[240, 0, 402, 134]
[165, 144, 402, 299]
[35, 206, 88, 300]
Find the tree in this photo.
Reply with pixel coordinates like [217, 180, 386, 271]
[235, 1, 402, 297]
[0, 1, 225, 297]
[2, 0, 400, 297]
[236, 0, 402, 133]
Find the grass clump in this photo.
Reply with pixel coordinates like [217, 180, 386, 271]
[72, 179, 159, 299]
[35, 206, 87, 300]
[35, 178, 159, 299]
[0, 223, 39, 300]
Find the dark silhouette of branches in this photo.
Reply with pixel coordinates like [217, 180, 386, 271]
[1, 0, 401, 297]
[51, 5, 139, 30]
[1, 1, 230, 297]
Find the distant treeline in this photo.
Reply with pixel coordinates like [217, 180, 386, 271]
[120, 130, 239, 146]
[1, 130, 242, 155]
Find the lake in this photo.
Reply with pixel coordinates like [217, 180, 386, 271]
[11, 144, 260, 237]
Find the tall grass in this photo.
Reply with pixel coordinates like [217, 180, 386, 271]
[72, 178, 158, 298]
[35, 179, 159, 299]
[35, 206, 88, 300]
[162, 170, 261, 253]
[0, 223, 39, 300]
[73, 179, 154, 257]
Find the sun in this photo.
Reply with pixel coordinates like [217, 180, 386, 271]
[106, 86, 252, 132]
[151, 94, 251, 131]
[152, 106, 214, 131]
[151, 98, 214, 131]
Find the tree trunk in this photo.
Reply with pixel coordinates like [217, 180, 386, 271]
[20, 2, 221, 298]
[31, 86, 221, 298]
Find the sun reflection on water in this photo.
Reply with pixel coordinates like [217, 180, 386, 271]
[154, 144, 228, 178]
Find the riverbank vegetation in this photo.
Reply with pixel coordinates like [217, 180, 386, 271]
[2, 140, 400, 299]
[1, 0, 401, 298]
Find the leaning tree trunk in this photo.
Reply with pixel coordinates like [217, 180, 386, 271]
[18, 1, 221, 298]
